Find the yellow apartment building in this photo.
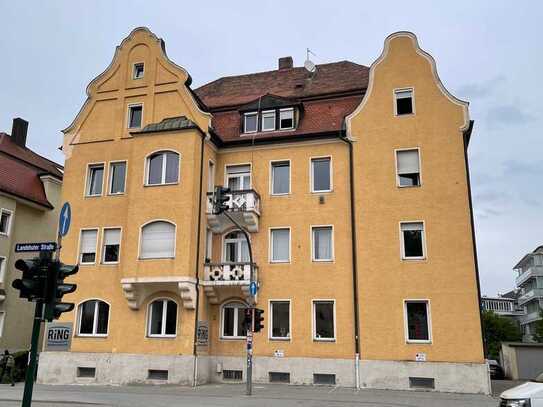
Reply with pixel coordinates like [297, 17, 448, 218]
[37, 27, 489, 393]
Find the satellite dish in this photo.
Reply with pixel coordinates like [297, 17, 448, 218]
[304, 59, 316, 73]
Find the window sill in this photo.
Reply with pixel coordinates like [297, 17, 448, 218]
[312, 259, 334, 263]
[76, 334, 108, 338]
[147, 335, 177, 339]
[220, 336, 246, 341]
[107, 192, 126, 196]
[269, 337, 290, 341]
[311, 190, 333, 194]
[101, 262, 119, 266]
[401, 257, 427, 262]
[394, 113, 415, 118]
[397, 185, 421, 189]
[84, 194, 102, 198]
[269, 260, 290, 264]
[406, 340, 432, 344]
[79, 262, 96, 266]
[138, 257, 175, 261]
[270, 193, 291, 197]
[143, 182, 179, 188]
[313, 338, 336, 342]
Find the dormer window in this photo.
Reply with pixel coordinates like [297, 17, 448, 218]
[133, 63, 144, 79]
[279, 108, 294, 130]
[244, 112, 258, 133]
[262, 111, 276, 132]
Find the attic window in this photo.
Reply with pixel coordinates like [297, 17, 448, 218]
[244, 112, 258, 133]
[280, 108, 294, 130]
[395, 89, 414, 115]
[133, 63, 144, 79]
[262, 111, 276, 132]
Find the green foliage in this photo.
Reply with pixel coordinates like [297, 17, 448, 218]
[532, 310, 543, 343]
[482, 310, 522, 360]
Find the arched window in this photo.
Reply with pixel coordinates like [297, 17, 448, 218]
[77, 300, 109, 336]
[223, 231, 249, 263]
[221, 301, 248, 339]
[140, 221, 175, 259]
[147, 298, 178, 337]
[146, 151, 179, 185]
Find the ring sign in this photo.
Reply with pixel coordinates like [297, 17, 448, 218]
[58, 202, 71, 237]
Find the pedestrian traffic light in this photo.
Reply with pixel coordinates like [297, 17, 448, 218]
[254, 308, 264, 333]
[213, 186, 231, 214]
[243, 307, 253, 332]
[44, 262, 78, 322]
[12, 258, 46, 301]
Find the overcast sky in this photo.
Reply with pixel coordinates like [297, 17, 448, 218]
[0, 1, 541, 296]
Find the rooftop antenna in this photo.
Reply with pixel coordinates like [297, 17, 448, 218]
[304, 48, 317, 73]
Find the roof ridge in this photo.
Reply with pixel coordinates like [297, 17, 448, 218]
[0, 133, 64, 174]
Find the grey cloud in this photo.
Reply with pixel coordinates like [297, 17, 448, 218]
[456, 76, 505, 99]
[502, 160, 543, 176]
[487, 105, 535, 128]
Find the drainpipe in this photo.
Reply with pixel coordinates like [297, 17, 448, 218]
[340, 133, 361, 389]
[192, 128, 206, 387]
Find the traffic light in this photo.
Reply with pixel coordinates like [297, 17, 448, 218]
[254, 308, 264, 333]
[213, 186, 231, 214]
[44, 262, 78, 322]
[243, 307, 253, 332]
[12, 258, 46, 301]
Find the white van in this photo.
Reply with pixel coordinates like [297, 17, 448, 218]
[499, 373, 543, 406]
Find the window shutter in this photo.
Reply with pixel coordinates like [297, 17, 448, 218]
[227, 165, 250, 175]
[141, 222, 175, 258]
[395, 90, 412, 99]
[397, 150, 419, 174]
[104, 229, 120, 246]
[401, 222, 423, 231]
[80, 230, 97, 253]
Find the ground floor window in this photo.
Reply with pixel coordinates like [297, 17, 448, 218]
[405, 300, 431, 342]
[148, 299, 177, 337]
[78, 300, 109, 336]
[270, 300, 290, 340]
[222, 302, 247, 339]
[313, 300, 335, 341]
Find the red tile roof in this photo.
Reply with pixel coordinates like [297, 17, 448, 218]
[0, 133, 63, 208]
[194, 61, 369, 143]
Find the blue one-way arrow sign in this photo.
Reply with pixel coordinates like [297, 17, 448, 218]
[59, 202, 71, 237]
[249, 281, 258, 296]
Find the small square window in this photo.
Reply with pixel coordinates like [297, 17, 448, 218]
[279, 109, 294, 130]
[128, 105, 142, 128]
[262, 111, 276, 132]
[0, 210, 12, 235]
[86, 164, 104, 196]
[400, 222, 425, 259]
[133, 63, 144, 79]
[244, 113, 258, 133]
[395, 89, 413, 115]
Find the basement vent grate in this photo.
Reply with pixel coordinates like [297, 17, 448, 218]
[313, 373, 336, 385]
[269, 372, 290, 383]
[223, 369, 243, 381]
[409, 377, 435, 390]
[77, 367, 96, 378]
[148, 369, 169, 381]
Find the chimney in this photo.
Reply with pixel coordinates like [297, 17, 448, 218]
[11, 118, 28, 148]
[278, 56, 293, 70]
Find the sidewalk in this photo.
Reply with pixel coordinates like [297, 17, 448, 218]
[0, 383, 498, 407]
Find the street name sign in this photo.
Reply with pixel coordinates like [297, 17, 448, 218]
[15, 242, 57, 253]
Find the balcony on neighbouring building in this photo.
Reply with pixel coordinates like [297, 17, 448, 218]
[518, 309, 542, 326]
[517, 288, 543, 306]
[201, 262, 258, 304]
[206, 189, 261, 233]
[515, 265, 543, 286]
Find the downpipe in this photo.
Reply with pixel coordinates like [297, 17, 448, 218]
[355, 353, 360, 390]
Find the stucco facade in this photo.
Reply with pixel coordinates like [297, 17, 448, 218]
[37, 28, 488, 393]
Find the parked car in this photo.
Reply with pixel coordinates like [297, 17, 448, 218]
[488, 359, 505, 380]
[499, 372, 543, 406]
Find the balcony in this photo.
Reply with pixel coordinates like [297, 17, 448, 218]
[206, 189, 261, 233]
[517, 288, 543, 306]
[516, 265, 543, 286]
[201, 262, 258, 304]
[518, 310, 543, 326]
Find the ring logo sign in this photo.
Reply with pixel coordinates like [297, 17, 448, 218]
[44, 323, 73, 352]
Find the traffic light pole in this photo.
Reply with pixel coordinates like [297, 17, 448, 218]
[222, 211, 254, 396]
[22, 300, 42, 407]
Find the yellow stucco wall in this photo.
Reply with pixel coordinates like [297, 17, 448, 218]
[58, 28, 483, 365]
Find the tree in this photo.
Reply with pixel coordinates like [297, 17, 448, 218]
[532, 310, 543, 343]
[482, 310, 522, 360]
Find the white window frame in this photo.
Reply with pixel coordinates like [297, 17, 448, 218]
[138, 219, 177, 260]
[220, 301, 248, 340]
[399, 221, 427, 260]
[311, 225, 334, 262]
[0, 208, 13, 236]
[270, 159, 291, 196]
[243, 112, 258, 134]
[76, 299, 110, 337]
[0, 311, 5, 338]
[101, 227, 122, 265]
[269, 299, 291, 341]
[393, 87, 415, 116]
[310, 156, 333, 193]
[144, 150, 180, 186]
[147, 298, 178, 338]
[261, 110, 276, 132]
[279, 108, 294, 130]
[403, 299, 432, 344]
[394, 148, 422, 188]
[108, 160, 127, 195]
[78, 228, 99, 265]
[133, 62, 144, 79]
[269, 227, 291, 264]
[222, 230, 250, 263]
[85, 163, 105, 197]
[205, 227, 213, 261]
[224, 163, 252, 191]
[127, 103, 143, 129]
[208, 160, 215, 193]
[312, 299, 336, 342]
[0, 256, 6, 283]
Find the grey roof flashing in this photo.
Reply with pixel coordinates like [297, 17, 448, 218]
[131, 116, 198, 135]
